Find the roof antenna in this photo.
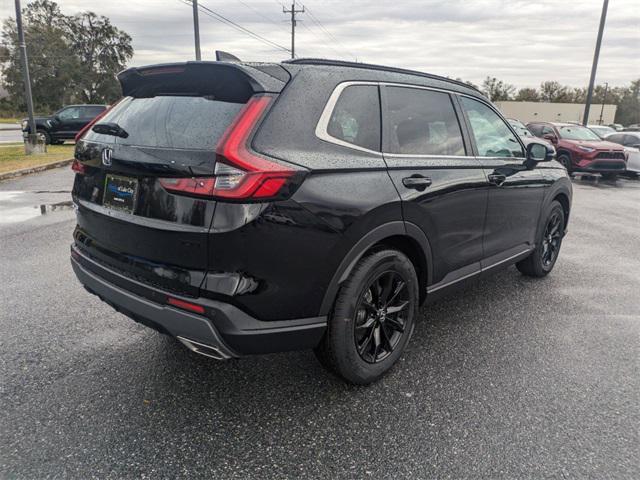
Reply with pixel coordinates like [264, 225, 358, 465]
[215, 51, 241, 62]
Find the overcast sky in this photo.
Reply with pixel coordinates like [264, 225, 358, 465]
[2, 0, 639, 88]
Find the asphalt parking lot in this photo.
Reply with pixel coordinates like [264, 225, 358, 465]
[1, 168, 638, 479]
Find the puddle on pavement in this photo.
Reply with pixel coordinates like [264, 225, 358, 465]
[0, 199, 74, 224]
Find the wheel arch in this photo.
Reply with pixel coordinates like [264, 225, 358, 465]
[318, 221, 433, 316]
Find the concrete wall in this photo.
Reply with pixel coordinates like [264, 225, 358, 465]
[494, 101, 617, 125]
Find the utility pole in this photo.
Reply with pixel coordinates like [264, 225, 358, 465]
[583, 0, 609, 126]
[598, 81, 608, 125]
[192, 0, 201, 60]
[283, 1, 304, 59]
[14, 0, 39, 154]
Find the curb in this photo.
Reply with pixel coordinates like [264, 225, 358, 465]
[0, 158, 73, 182]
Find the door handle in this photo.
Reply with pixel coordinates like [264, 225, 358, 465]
[488, 173, 507, 186]
[402, 175, 432, 191]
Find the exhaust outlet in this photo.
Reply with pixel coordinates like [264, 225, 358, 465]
[177, 336, 231, 360]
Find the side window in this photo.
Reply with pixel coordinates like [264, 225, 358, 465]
[461, 97, 524, 158]
[385, 87, 465, 156]
[326, 85, 380, 151]
[82, 106, 105, 118]
[607, 134, 623, 145]
[57, 107, 81, 120]
[624, 135, 639, 146]
[527, 124, 542, 137]
[541, 126, 555, 136]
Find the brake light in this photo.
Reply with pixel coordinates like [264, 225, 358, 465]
[159, 95, 295, 201]
[74, 99, 122, 142]
[71, 159, 86, 174]
[167, 297, 205, 314]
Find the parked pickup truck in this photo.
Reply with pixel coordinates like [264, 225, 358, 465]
[22, 104, 106, 144]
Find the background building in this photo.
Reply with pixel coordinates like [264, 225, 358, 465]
[494, 101, 617, 124]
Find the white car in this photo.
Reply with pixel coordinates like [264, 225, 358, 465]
[605, 131, 640, 176]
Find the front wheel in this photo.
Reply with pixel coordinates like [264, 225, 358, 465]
[36, 130, 51, 144]
[557, 154, 572, 174]
[315, 249, 419, 384]
[516, 200, 565, 277]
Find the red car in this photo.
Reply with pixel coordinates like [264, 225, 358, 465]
[527, 122, 626, 179]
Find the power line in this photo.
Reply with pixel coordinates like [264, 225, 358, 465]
[180, 0, 290, 55]
[298, 21, 342, 59]
[302, 4, 356, 60]
[233, 0, 290, 35]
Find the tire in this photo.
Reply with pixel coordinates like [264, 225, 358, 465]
[314, 249, 419, 385]
[601, 172, 618, 181]
[557, 153, 572, 173]
[516, 200, 565, 277]
[36, 130, 51, 144]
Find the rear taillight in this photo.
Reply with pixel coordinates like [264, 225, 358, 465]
[74, 99, 122, 142]
[71, 159, 86, 174]
[159, 95, 296, 201]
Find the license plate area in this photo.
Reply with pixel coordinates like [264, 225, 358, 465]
[103, 174, 138, 213]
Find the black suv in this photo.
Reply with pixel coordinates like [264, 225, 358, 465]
[70, 59, 572, 384]
[22, 104, 106, 144]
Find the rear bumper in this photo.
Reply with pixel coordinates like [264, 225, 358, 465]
[70, 245, 326, 357]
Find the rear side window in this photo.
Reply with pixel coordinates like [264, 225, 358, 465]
[327, 85, 381, 151]
[83, 96, 244, 150]
[82, 106, 105, 118]
[385, 87, 465, 156]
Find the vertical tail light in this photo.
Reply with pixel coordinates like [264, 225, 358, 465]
[159, 95, 296, 201]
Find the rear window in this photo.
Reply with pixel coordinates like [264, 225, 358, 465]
[326, 85, 381, 151]
[83, 96, 243, 150]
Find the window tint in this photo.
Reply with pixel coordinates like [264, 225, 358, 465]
[81, 106, 105, 118]
[57, 107, 81, 120]
[461, 97, 523, 157]
[385, 87, 465, 156]
[606, 134, 624, 144]
[83, 96, 243, 150]
[527, 124, 543, 137]
[327, 85, 381, 151]
[541, 126, 555, 136]
[624, 134, 640, 146]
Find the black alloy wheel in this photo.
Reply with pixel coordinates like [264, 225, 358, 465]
[354, 271, 409, 363]
[541, 210, 562, 267]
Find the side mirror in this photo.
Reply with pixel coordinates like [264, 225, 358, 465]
[542, 133, 558, 144]
[526, 142, 553, 164]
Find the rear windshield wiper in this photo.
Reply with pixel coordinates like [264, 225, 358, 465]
[92, 122, 129, 138]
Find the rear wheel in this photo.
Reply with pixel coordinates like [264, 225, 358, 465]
[557, 153, 572, 173]
[315, 249, 419, 384]
[516, 200, 565, 277]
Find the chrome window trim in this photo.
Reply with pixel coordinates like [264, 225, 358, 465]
[315, 81, 480, 159]
[315, 81, 383, 156]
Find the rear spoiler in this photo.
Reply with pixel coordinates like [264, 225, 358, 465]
[117, 62, 287, 102]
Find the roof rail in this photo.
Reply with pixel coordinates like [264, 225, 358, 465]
[283, 58, 483, 95]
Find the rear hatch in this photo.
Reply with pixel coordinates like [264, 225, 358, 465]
[71, 62, 287, 296]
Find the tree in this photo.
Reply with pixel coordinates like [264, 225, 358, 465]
[515, 88, 539, 102]
[615, 79, 640, 126]
[67, 12, 133, 103]
[0, 0, 77, 112]
[539, 81, 574, 103]
[481, 76, 515, 101]
[0, 0, 132, 113]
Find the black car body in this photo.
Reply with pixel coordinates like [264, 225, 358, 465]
[22, 104, 106, 144]
[70, 59, 572, 383]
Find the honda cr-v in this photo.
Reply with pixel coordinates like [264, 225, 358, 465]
[70, 59, 572, 384]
